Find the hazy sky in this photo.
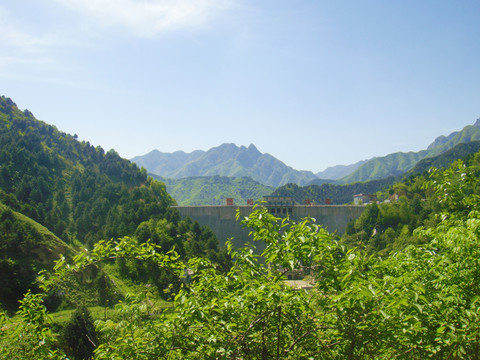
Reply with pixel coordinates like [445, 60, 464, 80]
[1, 0, 479, 173]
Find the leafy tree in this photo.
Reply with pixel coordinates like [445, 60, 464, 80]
[0, 291, 66, 359]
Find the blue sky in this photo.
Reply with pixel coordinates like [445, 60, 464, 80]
[1, 0, 479, 173]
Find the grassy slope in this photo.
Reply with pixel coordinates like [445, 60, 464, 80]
[0, 202, 74, 264]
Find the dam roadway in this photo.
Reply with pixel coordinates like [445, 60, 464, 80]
[173, 205, 366, 248]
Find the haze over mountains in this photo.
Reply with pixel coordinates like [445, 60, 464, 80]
[132, 143, 318, 188]
[315, 160, 368, 180]
[132, 119, 480, 187]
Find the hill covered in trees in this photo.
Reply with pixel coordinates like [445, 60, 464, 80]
[152, 174, 273, 205]
[274, 139, 480, 206]
[335, 119, 480, 183]
[0, 96, 172, 246]
[274, 177, 396, 205]
[0, 96, 229, 312]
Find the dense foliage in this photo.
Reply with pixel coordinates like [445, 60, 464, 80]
[0, 96, 228, 311]
[2, 155, 480, 358]
[59, 305, 97, 360]
[342, 152, 480, 256]
[0, 96, 173, 245]
[273, 176, 396, 205]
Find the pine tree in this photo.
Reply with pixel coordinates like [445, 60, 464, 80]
[61, 305, 97, 360]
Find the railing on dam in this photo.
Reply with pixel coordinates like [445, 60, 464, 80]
[172, 205, 366, 248]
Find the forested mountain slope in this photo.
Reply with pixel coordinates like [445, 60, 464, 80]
[409, 140, 480, 175]
[0, 96, 230, 311]
[275, 139, 480, 205]
[338, 151, 428, 184]
[0, 96, 174, 246]
[273, 177, 396, 205]
[151, 174, 274, 205]
[426, 119, 480, 156]
[337, 119, 480, 183]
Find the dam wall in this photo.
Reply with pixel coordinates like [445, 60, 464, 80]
[173, 205, 366, 248]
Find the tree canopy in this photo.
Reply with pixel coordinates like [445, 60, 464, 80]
[0, 96, 228, 311]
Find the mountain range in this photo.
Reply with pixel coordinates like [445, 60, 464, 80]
[334, 119, 480, 184]
[133, 119, 480, 187]
[274, 139, 480, 206]
[315, 159, 368, 180]
[132, 143, 318, 188]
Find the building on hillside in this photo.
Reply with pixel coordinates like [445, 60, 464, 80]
[353, 193, 377, 205]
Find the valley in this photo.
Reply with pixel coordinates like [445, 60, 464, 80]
[2, 95, 480, 358]
[2, 0, 479, 357]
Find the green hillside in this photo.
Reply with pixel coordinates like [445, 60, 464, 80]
[409, 140, 480, 174]
[337, 119, 480, 183]
[338, 151, 428, 184]
[0, 96, 230, 311]
[154, 175, 274, 205]
[0, 202, 74, 311]
[275, 139, 480, 206]
[0, 96, 176, 246]
[426, 122, 480, 156]
[273, 176, 396, 205]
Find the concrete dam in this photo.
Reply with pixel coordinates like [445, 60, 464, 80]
[173, 202, 366, 248]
